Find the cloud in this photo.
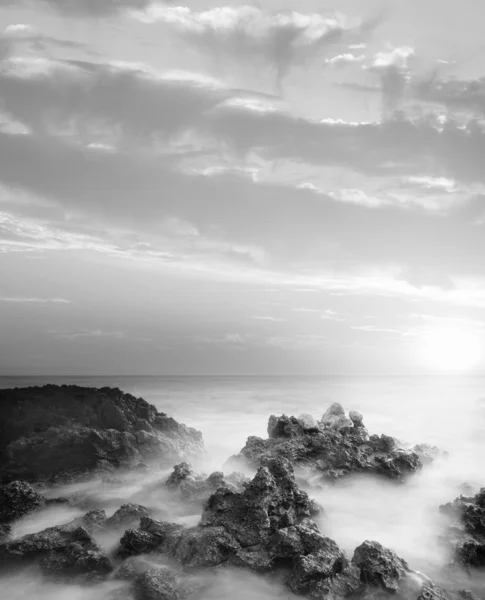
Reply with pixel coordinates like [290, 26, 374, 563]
[251, 316, 285, 322]
[54, 329, 124, 340]
[366, 46, 415, 117]
[416, 75, 485, 116]
[0, 296, 71, 303]
[325, 53, 365, 67]
[131, 5, 363, 85]
[0, 0, 164, 18]
[0, 57, 230, 141]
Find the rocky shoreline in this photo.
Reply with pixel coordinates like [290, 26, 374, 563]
[0, 385, 483, 600]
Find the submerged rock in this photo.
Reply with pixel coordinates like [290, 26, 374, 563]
[0, 385, 204, 484]
[229, 406, 426, 483]
[115, 457, 445, 600]
[0, 523, 113, 582]
[352, 540, 409, 592]
[440, 488, 485, 569]
[164, 462, 248, 507]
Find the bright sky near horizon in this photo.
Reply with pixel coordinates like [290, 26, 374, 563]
[1, 0, 485, 376]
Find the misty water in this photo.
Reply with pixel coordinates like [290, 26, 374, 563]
[1, 375, 484, 599]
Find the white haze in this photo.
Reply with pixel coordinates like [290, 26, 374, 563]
[0, 375, 484, 599]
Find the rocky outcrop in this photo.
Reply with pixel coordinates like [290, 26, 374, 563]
[0, 480, 71, 526]
[115, 457, 446, 600]
[440, 488, 485, 569]
[133, 567, 204, 600]
[0, 385, 204, 483]
[164, 461, 249, 507]
[229, 404, 424, 483]
[0, 522, 113, 582]
[0, 480, 43, 523]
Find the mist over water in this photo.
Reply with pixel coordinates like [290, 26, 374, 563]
[1, 375, 484, 599]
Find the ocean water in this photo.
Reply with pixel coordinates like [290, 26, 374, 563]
[1, 375, 484, 598]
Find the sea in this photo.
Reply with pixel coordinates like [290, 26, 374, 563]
[1, 375, 484, 599]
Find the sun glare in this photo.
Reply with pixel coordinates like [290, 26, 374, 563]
[419, 325, 483, 371]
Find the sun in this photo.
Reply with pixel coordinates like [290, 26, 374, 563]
[419, 325, 483, 371]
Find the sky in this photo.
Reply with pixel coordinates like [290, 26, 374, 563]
[1, 0, 485, 376]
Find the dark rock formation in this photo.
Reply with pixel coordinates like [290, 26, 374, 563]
[229, 405, 424, 483]
[0, 480, 43, 523]
[107, 504, 151, 530]
[164, 461, 249, 507]
[0, 522, 113, 582]
[440, 488, 485, 569]
[352, 540, 409, 592]
[116, 457, 444, 600]
[133, 567, 204, 600]
[0, 385, 204, 483]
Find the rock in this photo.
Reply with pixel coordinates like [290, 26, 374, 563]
[352, 540, 409, 592]
[440, 488, 485, 569]
[0, 480, 43, 523]
[106, 504, 150, 529]
[166, 462, 193, 487]
[0, 385, 204, 484]
[349, 410, 364, 425]
[231, 408, 426, 483]
[200, 458, 319, 548]
[134, 567, 204, 600]
[79, 509, 108, 532]
[289, 534, 348, 594]
[320, 403, 346, 428]
[0, 523, 113, 582]
[297, 414, 319, 432]
[0, 523, 11, 543]
[134, 567, 180, 600]
[268, 414, 304, 438]
[112, 458, 452, 600]
[165, 463, 246, 507]
[118, 528, 163, 558]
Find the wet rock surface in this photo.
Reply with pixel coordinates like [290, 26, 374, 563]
[0, 480, 43, 524]
[0, 388, 480, 600]
[440, 488, 485, 569]
[0, 385, 204, 484]
[229, 405, 425, 483]
[0, 523, 113, 582]
[164, 462, 249, 507]
[115, 457, 449, 600]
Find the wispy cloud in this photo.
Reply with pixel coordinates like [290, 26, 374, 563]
[0, 296, 71, 303]
[131, 5, 365, 85]
[54, 330, 124, 340]
[251, 315, 285, 322]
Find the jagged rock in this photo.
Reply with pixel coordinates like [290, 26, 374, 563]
[113, 458, 451, 600]
[0, 523, 11, 543]
[200, 458, 319, 548]
[166, 462, 193, 487]
[0, 523, 112, 582]
[289, 533, 348, 594]
[134, 567, 204, 600]
[118, 528, 164, 558]
[165, 463, 247, 507]
[0, 385, 204, 483]
[107, 504, 150, 529]
[352, 540, 409, 592]
[0, 480, 43, 523]
[230, 408, 425, 483]
[79, 509, 109, 532]
[134, 568, 180, 600]
[440, 488, 485, 569]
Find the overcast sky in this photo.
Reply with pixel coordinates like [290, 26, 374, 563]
[1, 0, 485, 375]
